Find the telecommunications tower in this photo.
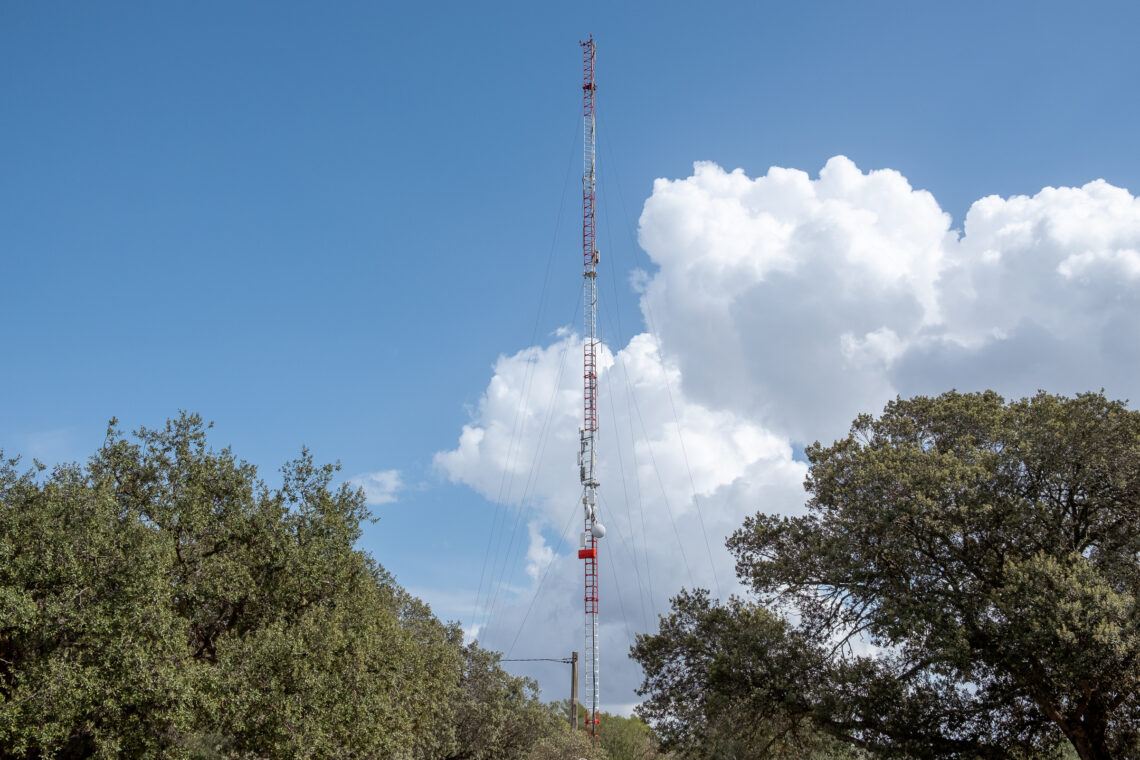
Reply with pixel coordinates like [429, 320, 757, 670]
[575, 34, 605, 739]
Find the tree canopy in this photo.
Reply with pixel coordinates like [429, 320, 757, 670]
[0, 414, 606, 759]
[633, 390, 1140, 760]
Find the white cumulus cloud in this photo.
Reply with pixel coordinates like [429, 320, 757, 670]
[349, 469, 403, 506]
[434, 330, 806, 709]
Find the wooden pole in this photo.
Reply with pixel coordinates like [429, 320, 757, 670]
[570, 650, 579, 731]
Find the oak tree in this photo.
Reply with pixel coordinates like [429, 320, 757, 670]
[635, 391, 1140, 760]
[0, 414, 583, 760]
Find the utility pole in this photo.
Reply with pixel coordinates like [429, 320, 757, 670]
[570, 650, 579, 730]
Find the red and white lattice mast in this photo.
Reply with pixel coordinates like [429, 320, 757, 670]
[575, 34, 605, 740]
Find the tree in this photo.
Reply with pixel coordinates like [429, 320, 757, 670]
[598, 712, 660, 760]
[0, 455, 193, 758]
[426, 644, 564, 760]
[0, 414, 583, 759]
[634, 391, 1140, 760]
[522, 725, 607, 760]
[632, 589, 871, 760]
[552, 701, 663, 760]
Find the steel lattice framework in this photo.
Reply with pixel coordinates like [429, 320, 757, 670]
[576, 34, 601, 740]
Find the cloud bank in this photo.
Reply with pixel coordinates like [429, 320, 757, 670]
[641, 157, 1140, 443]
[435, 156, 1140, 711]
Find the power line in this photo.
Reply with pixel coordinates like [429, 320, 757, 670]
[472, 113, 581, 631]
[600, 122, 723, 599]
[483, 296, 578, 628]
[505, 498, 582, 658]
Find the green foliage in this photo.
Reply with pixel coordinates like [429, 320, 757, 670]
[522, 725, 606, 760]
[634, 391, 1140, 760]
[548, 700, 661, 760]
[0, 453, 194, 759]
[424, 643, 566, 760]
[631, 591, 869, 760]
[0, 414, 580, 759]
[598, 712, 657, 760]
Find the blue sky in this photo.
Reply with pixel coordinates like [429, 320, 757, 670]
[5, 1, 1140, 711]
